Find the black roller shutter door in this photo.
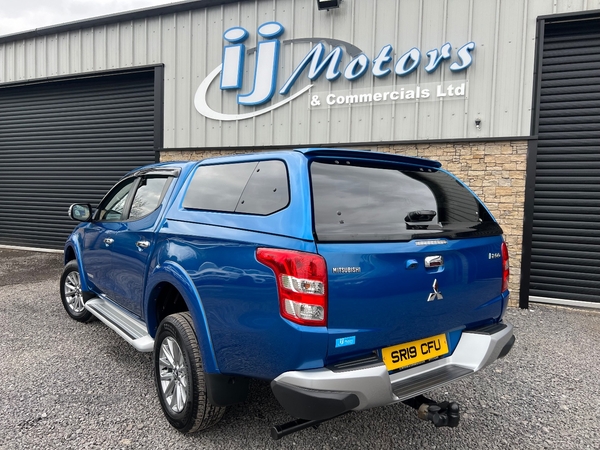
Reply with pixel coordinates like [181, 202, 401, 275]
[531, 18, 600, 305]
[0, 70, 158, 250]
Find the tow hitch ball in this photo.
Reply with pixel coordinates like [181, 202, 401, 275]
[404, 395, 460, 428]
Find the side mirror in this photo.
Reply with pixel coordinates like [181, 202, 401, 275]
[69, 204, 92, 222]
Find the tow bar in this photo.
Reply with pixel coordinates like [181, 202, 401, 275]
[270, 413, 348, 440]
[403, 394, 460, 428]
[270, 395, 459, 439]
[270, 418, 322, 440]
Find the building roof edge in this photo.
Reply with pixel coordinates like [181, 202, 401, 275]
[0, 0, 244, 44]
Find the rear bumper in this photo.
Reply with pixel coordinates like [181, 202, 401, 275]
[271, 321, 514, 421]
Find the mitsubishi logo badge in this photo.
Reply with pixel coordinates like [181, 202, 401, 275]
[427, 279, 444, 302]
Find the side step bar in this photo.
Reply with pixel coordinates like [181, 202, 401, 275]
[85, 297, 154, 352]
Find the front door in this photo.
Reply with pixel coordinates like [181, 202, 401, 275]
[108, 176, 171, 316]
[81, 178, 136, 299]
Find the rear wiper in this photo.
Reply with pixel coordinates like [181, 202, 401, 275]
[405, 210, 437, 222]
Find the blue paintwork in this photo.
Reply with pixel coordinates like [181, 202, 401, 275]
[318, 237, 506, 364]
[108, 208, 162, 315]
[166, 153, 314, 242]
[145, 259, 221, 373]
[64, 149, 509, 381]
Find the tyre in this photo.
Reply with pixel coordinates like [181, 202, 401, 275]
[60, 260, 95, 323]
[154, 312, 226, 433]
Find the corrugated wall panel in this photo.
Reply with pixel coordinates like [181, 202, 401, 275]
[530, 17, 600, 304]
[1, 0, 600, 147]
[0, 70, 157, 250]
[442, 0, 472, 139]
[25, 40, 35, 80]
[47, 35, 58, 77]
[369, 0, 398, 142]
[120, 22, 134, 67]
[175, 11, 193, 149]
[93, 28, 105, 70]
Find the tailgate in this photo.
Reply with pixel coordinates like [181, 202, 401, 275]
[319, 237, 506, 361]
[308, 157, 507, 364]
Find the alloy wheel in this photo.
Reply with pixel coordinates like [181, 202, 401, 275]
[64, 271, 85, 313]
[158, 336, 188, 413]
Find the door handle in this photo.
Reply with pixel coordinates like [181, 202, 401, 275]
[136, 240, 150, 249]
[425, 255, 444, 268]
[103, 238, 114, 245]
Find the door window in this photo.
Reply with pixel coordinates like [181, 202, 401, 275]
[129, 177, 170, 221]
[97, 179, 135, 221]
[96, 176, 170, 222]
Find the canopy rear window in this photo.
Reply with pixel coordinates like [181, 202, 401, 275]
[310, 161, 502, 242]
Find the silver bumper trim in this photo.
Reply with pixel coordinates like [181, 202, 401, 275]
[273, 321, 514, 411]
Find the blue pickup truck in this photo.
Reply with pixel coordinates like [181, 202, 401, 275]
[61, 148, 514, 438]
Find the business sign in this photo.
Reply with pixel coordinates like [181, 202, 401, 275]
[194, 22, 475, 121]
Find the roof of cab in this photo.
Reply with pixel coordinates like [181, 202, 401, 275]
[123, 149, 442, 177]
[162, 148, 442, 169]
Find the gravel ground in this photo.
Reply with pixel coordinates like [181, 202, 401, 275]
[1, 248, 599, 449]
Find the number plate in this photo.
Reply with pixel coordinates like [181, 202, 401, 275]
[381, 334, 449, 371]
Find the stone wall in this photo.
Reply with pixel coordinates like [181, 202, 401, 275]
[160, 140, 527, 307]
[161, 149, 254, 161]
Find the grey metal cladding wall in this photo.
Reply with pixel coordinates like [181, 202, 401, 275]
[4, 0, 600, 147]
[531, 18, 600, 304]
[0, 70, 157, 250]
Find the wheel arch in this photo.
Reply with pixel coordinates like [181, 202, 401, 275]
[150, 282, 189, 333]
[145, 260, 219, 374]
[63, 238, 93, 293]
[64, 245, 76, 263]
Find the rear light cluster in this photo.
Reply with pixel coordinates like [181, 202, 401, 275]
[501, 241, 510, 293]
[256, 248, 327, 326]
